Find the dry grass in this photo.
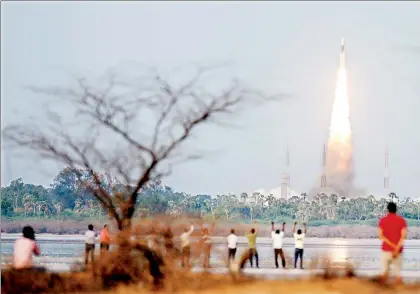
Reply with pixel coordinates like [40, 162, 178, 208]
[1, 269, 102, 293]
[3, 268, 420, 294]
[107, 274, 420, 294]
[2, 216, 420, 294]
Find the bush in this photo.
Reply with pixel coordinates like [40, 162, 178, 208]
[62, 209, 75, 217]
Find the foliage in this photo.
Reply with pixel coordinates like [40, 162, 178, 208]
[2, 167, 420, 225]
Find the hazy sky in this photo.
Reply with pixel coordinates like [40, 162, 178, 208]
[2, 1, 420, 198]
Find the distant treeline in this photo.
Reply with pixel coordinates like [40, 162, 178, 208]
[2, 166, 420, 225]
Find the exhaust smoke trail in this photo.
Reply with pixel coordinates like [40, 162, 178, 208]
[324, 38, 360, 197]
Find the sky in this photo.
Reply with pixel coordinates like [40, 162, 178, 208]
[2, 1, 420, 198]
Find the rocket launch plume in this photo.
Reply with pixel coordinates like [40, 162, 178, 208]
[324, 38, 358, 197]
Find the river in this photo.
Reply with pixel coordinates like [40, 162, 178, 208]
[2, 235, 420, 275]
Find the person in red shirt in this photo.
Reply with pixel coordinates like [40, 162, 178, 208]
[378, 202, 407, 284]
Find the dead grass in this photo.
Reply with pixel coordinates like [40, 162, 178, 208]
[107, 275, 420, 294]
[2, 216, 419, 294]
[1, 269, 102, 293]
[3, 268, 420, 294]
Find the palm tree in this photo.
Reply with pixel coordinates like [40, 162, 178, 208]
[53, 201, 63, 220]
[42, 203, 51, 218]
[266, 194, 275, 208]
[388, 192, 398, 203]
[22, 194, 35, 219]
[74, 198, 83, 213]
[36, 201, 47, 218]
[240, 192, 248, 203]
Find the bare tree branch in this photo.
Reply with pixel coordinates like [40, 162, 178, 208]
[3, 64, 284, 230]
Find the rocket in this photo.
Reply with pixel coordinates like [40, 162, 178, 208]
[340, 37, 345, 68]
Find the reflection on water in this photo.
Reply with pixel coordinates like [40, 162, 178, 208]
[329, 240, 348, 263]
[1, 237, 420, 272]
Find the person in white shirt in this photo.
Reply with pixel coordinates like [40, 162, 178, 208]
[85, 224, 97, 266]
[271, 221, 286, 269]
[180, 224, 194, 269]
[292, 222, 307, 269]
[227, 229, 238, 263]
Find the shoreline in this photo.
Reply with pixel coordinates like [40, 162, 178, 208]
[0, 233, 420, 242]
[2, 233, 420, 244]
[2, 220, 420, 239]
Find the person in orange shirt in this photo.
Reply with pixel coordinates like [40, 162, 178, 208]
[100, 224, 111, 253]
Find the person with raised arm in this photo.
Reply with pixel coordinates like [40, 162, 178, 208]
[245, 221, 259, 268]
[201, 221, 216, 269]
[271, 221, 286, 269]
[378, 202, 407, 284]
[180, 223, 194, 269]
[292, 221, 306, 269]
[227, 228, 238, 264]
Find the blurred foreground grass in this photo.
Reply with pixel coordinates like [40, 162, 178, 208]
[108, 274, 420, 294]
[5, 269, 418, 294]
[3, 216, 419, 294]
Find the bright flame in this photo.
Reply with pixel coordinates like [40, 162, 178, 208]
[329, 67, 351, 144]
[324, 46, 356, 196]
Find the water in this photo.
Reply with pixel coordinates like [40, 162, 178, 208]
[2, 235, 420, 274]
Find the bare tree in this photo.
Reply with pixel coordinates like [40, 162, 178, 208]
[3, 64, 280, 231]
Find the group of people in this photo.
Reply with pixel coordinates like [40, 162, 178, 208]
[178, 222, 215, 269]
[84, 224, 111, 265]
[227, 221, 306, 269]
[11, 202, 407, 284]
[10, 223, 111, 271]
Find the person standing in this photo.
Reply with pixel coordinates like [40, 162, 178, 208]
[227, 229, 238, 264]
[99, 224, 111, 253]
[163, 225, 174, 257]
[85, 224, 97, 266]
[292, 222, 306, 269]
[13, 226, 42, 271]
[201, 221, 215, 269]
[180, 224, 194, 269]
[146, 226, 158, 251]
[378, 202, 407, 284]
[272, 221, 286, 269]
[245, 221, 259, 268]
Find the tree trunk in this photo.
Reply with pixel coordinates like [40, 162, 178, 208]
[14, 194, 18, 212]
[121, 216, 131, 231]
[250, 207, 253, 223]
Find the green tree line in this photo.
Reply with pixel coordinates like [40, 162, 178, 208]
[2, 166, 420, 223]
